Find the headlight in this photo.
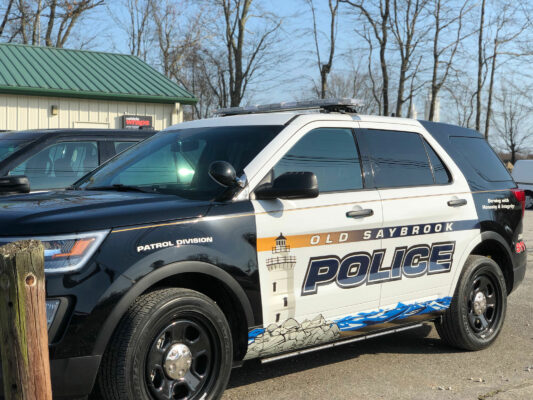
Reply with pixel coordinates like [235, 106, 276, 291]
[0, 230, 109, 273]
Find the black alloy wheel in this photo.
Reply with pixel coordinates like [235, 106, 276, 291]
[466, 272, 503, 339]
[98, 288, 233, 400]
[435, 255, 507, 351]
[146, 318, 217, 399]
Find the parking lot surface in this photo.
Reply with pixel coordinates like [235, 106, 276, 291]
[223, 212, 533, 400]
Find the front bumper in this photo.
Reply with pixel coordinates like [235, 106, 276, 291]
[0, 355, 101, 399]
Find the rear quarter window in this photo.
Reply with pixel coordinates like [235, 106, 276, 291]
[450, 137, 511, 182]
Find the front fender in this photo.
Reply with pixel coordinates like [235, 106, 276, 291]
[93, 260, 255, 355]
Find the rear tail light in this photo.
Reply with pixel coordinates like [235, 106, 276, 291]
[516, 240, 526, 254]
[512, 189, 526, 217]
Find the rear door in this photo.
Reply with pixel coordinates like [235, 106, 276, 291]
[355, 125, 479, 311]
[251, 122, 383, 356]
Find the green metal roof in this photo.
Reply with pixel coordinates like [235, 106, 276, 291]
[0, 43, 197, 104]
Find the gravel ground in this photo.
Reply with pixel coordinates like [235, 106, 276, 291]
[223, 212, 533, 400]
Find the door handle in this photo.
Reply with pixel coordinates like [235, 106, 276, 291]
[346, 209, 374, 218]
[447, 199, 467, 207]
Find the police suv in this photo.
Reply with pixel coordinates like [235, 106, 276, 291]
[0, 99, 527, 399]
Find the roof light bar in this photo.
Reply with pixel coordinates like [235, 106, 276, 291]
[215, 98, 363, 116]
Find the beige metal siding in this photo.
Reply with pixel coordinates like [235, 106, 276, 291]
[0, 94, 183, 131]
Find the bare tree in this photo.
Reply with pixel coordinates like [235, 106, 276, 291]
[152, 0, 214, 118]
[474, 0, 486, 132]
[483, 2, 530, 140]
[213, 0, 282, 107]
[342, 0, 390, 115]
[444, 73, 477, 128]
[492, 82, 532, 164]
[389, 0, 429, 117]
[325, 69, 379, 114]
[0, 0, 15, 38]
[47, 0, 105, 47]
[3, 0, 104, 47]
[306, 0, 340, 99]
[111, 0, 152, 60]
[427, 0, 470, 121]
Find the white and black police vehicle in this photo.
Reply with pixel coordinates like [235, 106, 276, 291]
[0, 99, 527, 399]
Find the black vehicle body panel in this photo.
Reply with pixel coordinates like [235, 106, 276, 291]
[0, 120, 528, 398]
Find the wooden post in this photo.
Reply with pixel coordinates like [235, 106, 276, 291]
[0, 241, 52, 400]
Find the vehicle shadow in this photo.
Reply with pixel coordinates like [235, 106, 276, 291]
[227, 324, 461, 389]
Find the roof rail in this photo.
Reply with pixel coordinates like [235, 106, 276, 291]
[215, 98, 363, 116]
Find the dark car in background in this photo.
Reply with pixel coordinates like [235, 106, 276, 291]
[0, 129, 156, 193]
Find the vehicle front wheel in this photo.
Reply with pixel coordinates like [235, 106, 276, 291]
[98, 288, 233, 400]
[435, 255, 507, 351]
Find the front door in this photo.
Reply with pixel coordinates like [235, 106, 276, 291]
[248, 125, 383, 359]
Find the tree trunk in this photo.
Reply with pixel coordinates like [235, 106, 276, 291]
[484, 41, 498, 140]
[381, 0, 390, 116]
[45, 0, 57, 47]
[475, 0, 486, 132]
[396, 60, 407, 117]
[0, 0, 15, 37]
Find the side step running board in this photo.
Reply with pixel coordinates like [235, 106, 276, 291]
[261, 322, 425, 364]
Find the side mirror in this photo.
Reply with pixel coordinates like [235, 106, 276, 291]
[0, 175, 30, 195]
[208, 161, 239, 188]
[255, 172, 318, 200]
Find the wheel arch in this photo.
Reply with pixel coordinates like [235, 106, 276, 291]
[470, 231, 514, 294]
[94, 261, 254, 362]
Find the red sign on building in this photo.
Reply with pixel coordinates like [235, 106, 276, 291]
[122, 115, 153, 129]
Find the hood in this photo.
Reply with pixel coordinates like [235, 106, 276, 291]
[0, 190, 211, 236]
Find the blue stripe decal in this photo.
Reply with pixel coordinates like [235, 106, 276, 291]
[334, 297, 452, 331]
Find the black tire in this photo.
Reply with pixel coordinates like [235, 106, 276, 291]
[435, 255, 507, 351]
[98, 288, 233, 400]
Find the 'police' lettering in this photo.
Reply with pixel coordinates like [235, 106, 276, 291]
[403, 246, 430, 277]
[302, 257, 339, 295]
[429, 242, 455, 274]
[337, 253, 371, 288]
[301, 241, 456, 296]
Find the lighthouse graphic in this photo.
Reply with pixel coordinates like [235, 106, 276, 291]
[265, 233, 296, 324]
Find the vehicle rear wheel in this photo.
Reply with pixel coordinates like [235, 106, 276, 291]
[435, 255, 507, 351]
[98, 288, 233, 400]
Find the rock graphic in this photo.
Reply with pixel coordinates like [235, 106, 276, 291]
[245, 314, 341, 359]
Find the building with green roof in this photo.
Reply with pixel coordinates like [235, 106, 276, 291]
[0, 43, 197, 131]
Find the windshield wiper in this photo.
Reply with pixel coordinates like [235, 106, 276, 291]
[85, 184, 152, 193]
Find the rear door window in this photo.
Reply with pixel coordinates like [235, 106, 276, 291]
[358, 130, 434, 188]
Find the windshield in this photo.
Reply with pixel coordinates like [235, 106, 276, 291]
[76, 125, 283, 200]
[0, 139, 30, 162]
